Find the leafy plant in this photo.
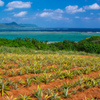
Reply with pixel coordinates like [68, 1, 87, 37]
[78, 77, 83, 85]
[10, 69, 16, 76]
[78, 85, 84, 92]
[32, 76, 41, 85]
[5, 96, 16, 100]
[3, 70, 8, 75]
[17, 94, 32, 100]
[41, 73, 52, 84]
[50, 93, 61, 100]
[6, 79, 14, 86]
[71, 88, 78, 95]
[62, 88, 69, 98]
[14, 83, 18, 90]
[24, 77, 33, 87]
[33, 85, 43, 100]
[44, 88, 53, 96]
[0, 82, 10, 96]
[18, 69, 24, 75]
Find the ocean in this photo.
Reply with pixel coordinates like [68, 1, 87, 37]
[0, 28, 100, 42]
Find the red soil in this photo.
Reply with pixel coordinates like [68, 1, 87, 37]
[66, 87, 100, 100]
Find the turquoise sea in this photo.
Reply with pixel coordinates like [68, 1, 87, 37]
[0, 32, 100, 42]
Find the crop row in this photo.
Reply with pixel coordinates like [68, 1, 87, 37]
[3, 74, 100, 100]
[0, 55, 99, 77]
[32, 74, 100, 100]
[1, 63, 86, 76]
[0, 54, 100, 69]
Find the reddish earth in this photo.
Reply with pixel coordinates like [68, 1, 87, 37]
[66, 87, 100, 100]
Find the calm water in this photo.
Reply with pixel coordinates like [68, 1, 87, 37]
[0, 32, 100, 42]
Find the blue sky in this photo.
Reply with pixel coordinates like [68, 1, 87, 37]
[1, 0, 100, 28]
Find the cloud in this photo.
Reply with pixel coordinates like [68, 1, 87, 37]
[39, 9, 64, 20]
[2, 17, 12, 21]
[64, 17, 69, 20]
[14, 11, 27, 17]
[90, 13, 94, 15]
[65, 5, 85, 14]
[84, 3, 100, 10]
[43, 9, 53, 12]
[54, 9, 64, 13]
[75, 16, 80, 18]
[40, 12, 62, 20]
[0, 0, 4, 6]
[40, 12, 53, 17]
[43, 8, 64, 13]
[83, 17, 90, 19]
[5, 1, 32, 11]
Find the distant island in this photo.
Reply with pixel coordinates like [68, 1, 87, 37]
[1, 22, 100, 32]
[0, 22, 39, 28]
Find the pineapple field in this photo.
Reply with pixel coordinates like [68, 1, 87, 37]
[0, 53, 100, 100]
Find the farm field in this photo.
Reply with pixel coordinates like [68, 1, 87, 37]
[0, 53, 100, 100]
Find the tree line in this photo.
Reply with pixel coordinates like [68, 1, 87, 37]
[0, 36, 100, 54]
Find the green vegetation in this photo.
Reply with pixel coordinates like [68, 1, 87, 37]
[77, 36, 100, 53]
[0, 36, 100, 54]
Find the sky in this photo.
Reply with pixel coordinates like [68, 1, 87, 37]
[1, 0, 100, 28]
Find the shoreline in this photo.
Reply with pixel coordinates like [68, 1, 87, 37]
[0, 31, 100, 34]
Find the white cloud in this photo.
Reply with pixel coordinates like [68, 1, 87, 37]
[40, 8, 64, 20]
[90, 13, 94, 15]
[5, 1, 32, 11]
[40, 12, 62, 20]
[14, 11, 27, 17]
[1, 17, 13, 21]
[83, 17, 90, 19]
[0, 0, 4, 6]
[54, 9, 64, 13]
[43, 8, 64, 13]
[64, 17, 69, 20]
[6, 8, 13, 11]
[75, 16, 80, 18]
[65, 5, 85, 14]
[40, 12, 53, 17]
[43, 9, 53, 12]
[84, 3, 100, 10]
